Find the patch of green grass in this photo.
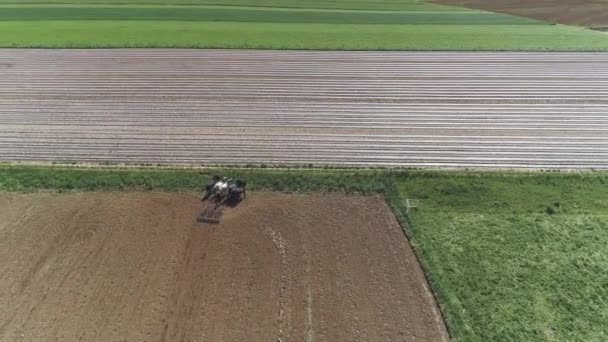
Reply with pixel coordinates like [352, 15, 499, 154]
[396, 172, 608, 341]
[0, 5, 543, 25]
[0, 0, 449, 11]
[0, 165, 392, 194]
[1, 20, 607, 50]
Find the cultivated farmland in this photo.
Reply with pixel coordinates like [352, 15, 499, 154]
[1, 0, 607, 341]
[1, 166, 607, 342]
[435, 0, 608, 29]
[0, 0, 607, 49]
[0, 191, 448, 341]
[1, 49, 608, 169]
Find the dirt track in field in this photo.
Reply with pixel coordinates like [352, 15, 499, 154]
[2, 49, 608, 169]
[0, 191, 448, 342]
[435, 0, 608, 27]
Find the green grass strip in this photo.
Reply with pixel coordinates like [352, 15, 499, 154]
[0, 3, 466, 13]
[0, 0, 451, 11]
[1, 21, 606, 50]
[0, 6, 542, 25]
[0, 165, 392, 193]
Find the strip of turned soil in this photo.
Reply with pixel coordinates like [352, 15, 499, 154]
[0, 191, 448, 341]
[3, 49, 608, 169]
[434, 0, 608, 27]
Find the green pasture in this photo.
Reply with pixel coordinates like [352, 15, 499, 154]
[398, 173, 608, 341]
[1, 165, 607, 341]
[2, 20, 607, 50]
[0, 0, 452, 11]
[0, 0, 606, 50]
[0, 5, 541, 25]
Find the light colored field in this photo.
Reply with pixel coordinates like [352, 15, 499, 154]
[1, 49, 607, 169]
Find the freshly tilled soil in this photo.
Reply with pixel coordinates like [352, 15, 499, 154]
[0, 191, 448, 341]
[435, 0, 608, 27]
[2, 49, 608, 169]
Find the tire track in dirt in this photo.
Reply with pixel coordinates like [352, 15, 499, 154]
[261, 224, 288, 341]
[300, 211, 315, 342]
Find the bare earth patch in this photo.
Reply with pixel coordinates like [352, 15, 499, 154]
[434, 0, 608, 27]
[0, 191, 448, 341]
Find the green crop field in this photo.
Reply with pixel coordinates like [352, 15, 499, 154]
[0, 0, 449, 10]
[0, 0, 606, 50]
[4, 21, 607, 50]
[1, 165, 607, 341]
[0, 5, 541, 25]
[398, 172, 608, 341]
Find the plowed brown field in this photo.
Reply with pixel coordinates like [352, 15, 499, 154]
[0, 191, 448, 342]
[435, 0, 608, 27]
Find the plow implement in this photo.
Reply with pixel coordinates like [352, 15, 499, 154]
[197, 204, 224, 224]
